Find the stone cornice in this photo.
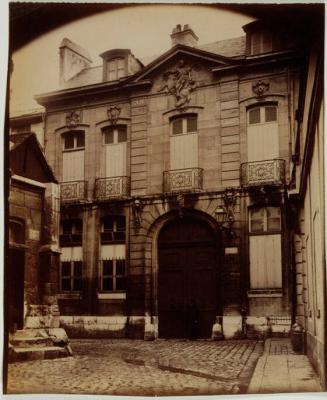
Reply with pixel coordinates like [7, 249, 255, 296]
[35, 79, 152, 107]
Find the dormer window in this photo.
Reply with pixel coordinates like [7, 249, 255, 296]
[107, 58, 125, 81]
[100, 49, 143, 82]
[250, 30, 272, 55]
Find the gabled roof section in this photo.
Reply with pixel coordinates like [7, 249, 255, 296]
[10, 133, 57, 183]
[130, 43, 240, 83]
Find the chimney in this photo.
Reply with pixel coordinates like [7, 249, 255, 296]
[171, 24, 199, 47]
[59, 38, 92, 85]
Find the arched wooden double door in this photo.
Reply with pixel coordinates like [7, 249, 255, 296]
[158, 217, 219, 338]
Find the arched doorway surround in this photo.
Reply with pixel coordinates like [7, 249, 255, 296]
[146, 209, 222, 339]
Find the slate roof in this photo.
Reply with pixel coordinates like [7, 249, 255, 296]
[61, 35, 246, 90]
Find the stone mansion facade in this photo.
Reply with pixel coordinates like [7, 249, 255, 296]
[25, 19, 323, 350]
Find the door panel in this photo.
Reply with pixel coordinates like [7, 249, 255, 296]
[158, 219, 218, 338]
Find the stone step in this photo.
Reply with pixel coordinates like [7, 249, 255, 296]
[10, 329, 46, 339]
[9, 346, 72, 363]
[10, 337, 53, 348]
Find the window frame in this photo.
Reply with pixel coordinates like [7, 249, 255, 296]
[99, 258, 126, 292]
[107, 57, 125, 81]
[60, 260, 83, 292]
[62, 131, 85, 151]
[101, 216, 126, 244]
[170, 114, 198, 136]
[247, 105, 278, 126]
[102, 125, 127, 145]
[249, 206, 282, 235]
[250, 31, 273, 55]
[60, 219, 83, 246]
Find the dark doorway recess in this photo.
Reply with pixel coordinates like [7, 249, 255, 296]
[158, 217, 219, 338]
[8, 248, 25, 331]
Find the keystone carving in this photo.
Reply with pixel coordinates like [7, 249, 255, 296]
[252, 80, 270, 97]
[158, 59, 197, 110]
[66, 110, 81, 128]
[107, 105, 121, 125]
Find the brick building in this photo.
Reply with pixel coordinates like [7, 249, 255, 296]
[32, 20, 314, 342]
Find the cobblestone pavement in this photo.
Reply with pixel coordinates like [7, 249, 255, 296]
[7, 339, 262, 396]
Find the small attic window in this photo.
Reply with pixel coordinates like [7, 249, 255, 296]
[107, 58, 125, 81]
[250, 31, 272, 55]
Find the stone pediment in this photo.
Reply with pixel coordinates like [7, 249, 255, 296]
[129, 45, 237, 109]
[131, 44, 235, 84]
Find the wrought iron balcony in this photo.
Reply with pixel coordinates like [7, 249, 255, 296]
[60, 181, 88, 203]
[163, 168, 203, 193]
[241, 159, 286, 187]
[95, 176, 130, 200]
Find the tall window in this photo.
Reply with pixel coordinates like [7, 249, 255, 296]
[62, 131, 85, 182]
[102, 126, 127, 178]
[99, 215, 126, 292]
[107, 58, 125, 81]
[100, 259, 126, 291]
[99, 244, 126, 292]
[60, 246, 83, 292]
[249, 206, 282, 289]
[247, 105, 278, 162]
[170, 114, 198, 170]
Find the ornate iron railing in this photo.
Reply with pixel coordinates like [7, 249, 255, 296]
[60, 181, 88, 203]
[95, 176, 130, 200]
[163, 168, 203, 192]
[241, 159, 286, 187]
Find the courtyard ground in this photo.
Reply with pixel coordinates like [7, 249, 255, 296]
[7, 338, 262, 396]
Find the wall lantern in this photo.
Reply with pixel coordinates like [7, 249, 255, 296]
[214, 188, 237, 240]
[215, 206, 226, 227]
[132, 197, 143, 231]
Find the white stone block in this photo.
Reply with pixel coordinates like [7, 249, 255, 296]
[223, 316, 242, 339]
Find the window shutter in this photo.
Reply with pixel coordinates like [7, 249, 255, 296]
[170, 133, 198, 169]
[262, 31, 272, 53]
[62, 150, 84, 181]
[251, 32, 261, 54]
[266, 234, 282, 288]
[250, 235, 266, 288]
[105, 143, 126, 177]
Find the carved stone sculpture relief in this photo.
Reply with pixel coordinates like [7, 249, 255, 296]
[66, 110, 81, 128]
[252, 80, 270, 97]
[158, 59, 197, 110]
[107, 105, 121, 125]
